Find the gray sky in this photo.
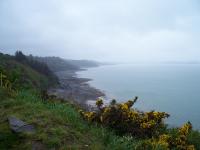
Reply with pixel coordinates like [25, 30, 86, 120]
[0, 0, 200, 62]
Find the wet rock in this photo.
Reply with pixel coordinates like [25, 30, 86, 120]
[8, 116, 35, 133]
[48, 70, 105, 111]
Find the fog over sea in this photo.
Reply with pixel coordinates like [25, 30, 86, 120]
[78, 64, 200, 129]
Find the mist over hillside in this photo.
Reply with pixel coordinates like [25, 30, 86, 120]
[34, 56, 101, 72]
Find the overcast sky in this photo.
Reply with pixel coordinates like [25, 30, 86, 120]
[0, 0, 200, 62]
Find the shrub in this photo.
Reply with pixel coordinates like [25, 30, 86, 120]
[80, 98, 196, 149]
[80, 97, 169, 137]
[139, 122, 195, 150]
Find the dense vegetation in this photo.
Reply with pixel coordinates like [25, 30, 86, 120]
[0, 89, 130, 149]
[1, 51, 200, 149]
[34, 56, 80, 72]
[34, 56, 100, 72]
[0, 51, 58, 90]
[81, 99, 200, 149]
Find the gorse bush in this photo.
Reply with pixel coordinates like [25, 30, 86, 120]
[80, 98, 195, 149]
[138, 122, 195, 150]
[80, 97, 169, 137]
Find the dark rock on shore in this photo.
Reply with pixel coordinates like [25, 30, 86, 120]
[48, 70, 105, 105]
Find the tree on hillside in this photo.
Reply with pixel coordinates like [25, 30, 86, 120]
[15, 51, 27, 62]
[14, 51, 58, 86]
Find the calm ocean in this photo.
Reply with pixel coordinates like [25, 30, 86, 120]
[77, 64, 200, 129]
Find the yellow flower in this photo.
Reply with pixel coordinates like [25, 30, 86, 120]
[120, 104, 129, 110]
[83, 112, 96, 121]
[179, 122, 192, 136]
[96, 99, 103, 107]
[124, 100, 134, 108]
[103, 107, 110, 113]
[187, 145, 195, 150]
[159, 134, 171, 143]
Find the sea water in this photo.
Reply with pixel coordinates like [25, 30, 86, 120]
[77, 64, 200, 129]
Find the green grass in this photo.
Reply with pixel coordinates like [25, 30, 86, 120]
[0, 89, 144, 149]
[0, 53, 56, 90]
[1, 90, 200, 150]
[0, 58, 47, 89]
[1, 89, 200, 149]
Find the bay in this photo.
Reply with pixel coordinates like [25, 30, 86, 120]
[78, 64, 200, 129]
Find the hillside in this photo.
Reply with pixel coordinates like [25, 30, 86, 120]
[0, 52, 138, 149]
[0, 52, 58, 89]
[34, 56, 80, 72]
[34, 56, 100, 72]
[1, 52, 200, 150]
[1, 90, 132, 149]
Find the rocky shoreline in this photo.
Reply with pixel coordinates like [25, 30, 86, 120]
[48, 69, 105, 106]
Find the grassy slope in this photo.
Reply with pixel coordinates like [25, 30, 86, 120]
[0, 53, 58, 90]
[0, 53, 140, 149]
[1, 53, 200, 149]
[0, 89, 145, 150]
[1, 90, 200, 150]
[11, 60, 49, 89]
[0, 57, 48, 89]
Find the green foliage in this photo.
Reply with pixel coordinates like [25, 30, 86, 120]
[0, 90, 140, 149]
[0, 52, 58, 90]
[1, 88, 200, 149]
[34, 56, 79, 72]
[0, 71, 12, 90]
[80, 99, 200, 149]
[188, 130, 200, 150]
[139, 122, 195, 149]
[15, 51, 58, 87]
[81, 98, 169, 138]
[0, 87, 12, 99]
[1, 51, 200, 149]
[15, 51, 27, 62]
[0, 123, 20, 150]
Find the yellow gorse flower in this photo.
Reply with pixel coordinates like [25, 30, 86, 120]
[79, 98, 195, 149]
[179, 122, 192, 136]
[96, 98, 103, 108]
[120, 104, 129, 110]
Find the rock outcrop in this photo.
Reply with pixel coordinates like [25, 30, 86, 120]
[8, 116, 35, 134]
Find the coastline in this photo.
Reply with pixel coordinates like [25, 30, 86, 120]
[48, 68, 106, 107]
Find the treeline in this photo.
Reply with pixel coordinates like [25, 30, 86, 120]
[15, 51, 53, 76]
[34, 56, 80, 72]
[0, 51, 58, 90]
[35, 56, 100, 72]
[15, 51, 58, 86]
